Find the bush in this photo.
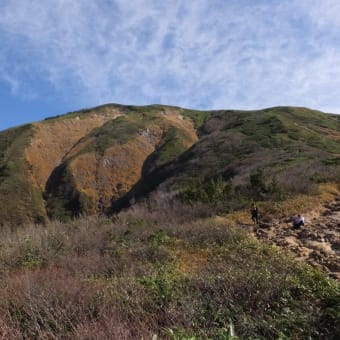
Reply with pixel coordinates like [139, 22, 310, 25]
[177, 177, 232, 209]
[0, 212, 338, 338]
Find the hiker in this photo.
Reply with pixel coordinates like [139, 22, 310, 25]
[251, 203, 259, 224]
[292, 214, 304, 229]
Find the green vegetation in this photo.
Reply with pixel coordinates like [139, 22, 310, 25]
[45, 162, 85, 221]
[216, 107, 340, 154]
[80, 113, 149, 155]
[182, 109, 211, 129]
[247, 167, 283, 200]
[43, 103, 209, 129]
[0, 125, 46, 225]
[177, 177, 232, 208]
[43, 103, 123, 122]
[176, 168, 284, 214]
[151, 106, 340, 210]
[0, 201, 338, 339]
[323, 157, 340, 166]
[156, 126, 193, 166]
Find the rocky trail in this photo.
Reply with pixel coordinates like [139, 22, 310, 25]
[253, 197, 340, 280]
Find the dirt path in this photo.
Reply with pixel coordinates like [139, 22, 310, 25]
[253, 197, 340, 280]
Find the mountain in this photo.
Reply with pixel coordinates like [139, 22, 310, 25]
[113, 106, 340, 210]
[0, 104, 339, 225]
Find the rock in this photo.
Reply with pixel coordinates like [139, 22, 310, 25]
[316, 236, 326, 242]
[324, 261, 340, 272]
[332, 242, 340, 251]
[252, 195, 340, 280]
[281, 236, 300, 247]
[258, 222, 272, 229]
[255, 229, 269, 239]
[305, 240, 335, 255]
[329, 272, 340, 280]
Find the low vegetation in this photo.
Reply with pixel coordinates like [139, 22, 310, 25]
[43, 103, 124, 122]
[0, 193, 338, 339]
[155, 126, 194, 167]
[0, 124, 46, 225]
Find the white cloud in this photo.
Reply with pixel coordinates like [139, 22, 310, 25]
[0, 0, 340, 114]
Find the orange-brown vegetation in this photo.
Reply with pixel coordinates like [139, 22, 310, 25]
[25, 107, 199, 218]
[25, 108, 123, 190]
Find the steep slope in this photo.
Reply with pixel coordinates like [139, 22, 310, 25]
[0, 104, 200, 224]
[25, 105, 123, 190]
[253, 192, 340, 280]
[0, 105, 123, 225]
[113, 107, 340, 210]
[0, 124, 45, 224]
[0, 104, 339, 225]
[44, 105, 198, 219]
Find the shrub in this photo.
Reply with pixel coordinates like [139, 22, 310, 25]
[0, 211, 338, 338]
[177, 177, 232, 209]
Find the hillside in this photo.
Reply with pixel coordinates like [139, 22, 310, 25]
[114, 107, 340, 211]
[253, 191, 340, 280]
[0, 202, 338, 339]
[0, 104, 200, 224]
[0, 104, 339, 225]
[0, 104, 339, 338]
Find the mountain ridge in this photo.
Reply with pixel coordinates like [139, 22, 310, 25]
[0, 104, 339, 225]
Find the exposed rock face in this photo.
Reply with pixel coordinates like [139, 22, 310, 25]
[253, 196, 340, 280]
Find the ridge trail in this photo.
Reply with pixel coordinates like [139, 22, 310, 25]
[253, 196, 340, 280]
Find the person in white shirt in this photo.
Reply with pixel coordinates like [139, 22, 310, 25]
[293, 214, 305, 229]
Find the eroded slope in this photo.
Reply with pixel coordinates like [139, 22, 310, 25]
[44, 107, 198, 219]
[25, 106, 123, 190]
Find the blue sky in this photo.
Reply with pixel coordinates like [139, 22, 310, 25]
[1, 0, 340, 131]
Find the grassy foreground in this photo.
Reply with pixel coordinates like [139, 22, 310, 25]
[0, 200, 339, 339]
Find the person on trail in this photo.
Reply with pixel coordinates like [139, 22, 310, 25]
[251, 203, 259, 225]
[292, 214, 304, 229]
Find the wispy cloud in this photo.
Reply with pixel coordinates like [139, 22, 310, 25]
[0, 0, 340, 115]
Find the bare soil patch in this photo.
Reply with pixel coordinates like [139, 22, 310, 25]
[253, 196, 340, 280]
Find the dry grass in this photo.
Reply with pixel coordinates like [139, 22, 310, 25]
[224, 182, 340, 225]
[0, 195, 338, 339]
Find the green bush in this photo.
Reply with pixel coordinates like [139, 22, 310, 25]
[177, 177, 231, 208]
